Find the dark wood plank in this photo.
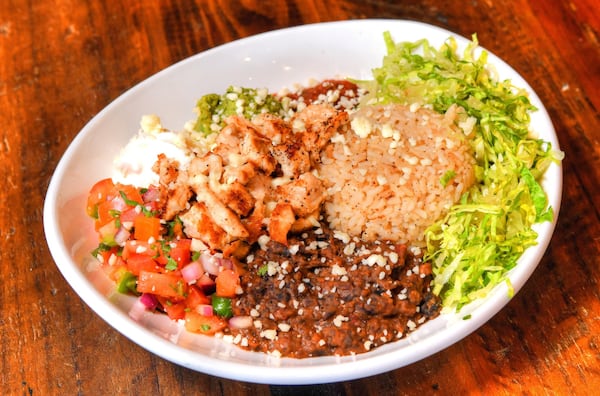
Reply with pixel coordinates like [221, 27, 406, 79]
[1, 0, 598, 394]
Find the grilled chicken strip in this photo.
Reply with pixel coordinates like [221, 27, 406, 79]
[154, 104, 347, 255]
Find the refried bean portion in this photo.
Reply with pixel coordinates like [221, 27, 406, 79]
[228, 223, 441, 358]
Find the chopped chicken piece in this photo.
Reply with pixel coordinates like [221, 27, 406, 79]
[216, 117, 276, 174]
[219, 180, 255, 216]
[268, 202, 296, 245]
[276, 172, 326, 217]
[251, 113, 291, 145]
[152, 154, 191, 220]
[180, 202, 229, 248]
[270, 138, 311, 178]
[222, 240, 251, 260]
[152, 153, 179, 185]
[222, 162, 256, 185]
[290, 210, 320, 233]
[163, 183, 192, 220]
[242, 199, 266, 243]
[245, 173, 272, 202]
[153, 104, 347, 253]
[191, 181, 249, 239]
[239, 127, 277, 174]
[189, 153, 255, 216]
[294, 104, 349, 165]
[254, 114, 311, 178]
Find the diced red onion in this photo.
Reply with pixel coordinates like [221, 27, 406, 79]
[142, 186, 161, 203]
[228, 315, 253, 329]
[219, 257, 234, 270]
[181, 261, 204, 284]
[195, 304, 214, 316]
[114, 227, 131, 246]
[139, 293, 158, 309]
[129, 298, 150, 321]
[199, 254, 221, 276]
[196, 273, 216, 294]
[111, 195, 129, 211]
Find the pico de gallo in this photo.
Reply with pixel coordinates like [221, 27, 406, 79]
[87, 177, 243, 335]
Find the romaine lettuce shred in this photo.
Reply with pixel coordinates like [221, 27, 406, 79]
[361, 32, 563, 312]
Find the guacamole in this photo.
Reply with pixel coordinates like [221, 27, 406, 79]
[193, 86, 285, 135]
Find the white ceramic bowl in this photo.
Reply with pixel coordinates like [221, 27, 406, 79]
[43, 19, 562, 384]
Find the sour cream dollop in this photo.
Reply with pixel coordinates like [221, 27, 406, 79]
[112, 114, 191, 187]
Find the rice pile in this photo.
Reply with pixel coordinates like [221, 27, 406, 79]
[318, 103, 475, 245]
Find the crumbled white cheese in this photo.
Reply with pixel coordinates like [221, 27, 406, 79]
[380, 123, 394, 138]
[332, 315, 349, 327]
[261, 329, 277, 340]
[331, 264, 347, 276]
[350, 116, 372, 138]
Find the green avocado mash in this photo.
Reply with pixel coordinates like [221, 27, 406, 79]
[193, 86, 285, 135]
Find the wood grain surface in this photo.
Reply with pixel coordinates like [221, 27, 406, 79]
[1, 0, 599, 394]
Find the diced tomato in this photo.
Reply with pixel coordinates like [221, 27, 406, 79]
[95, 200, 120, 229]
[134, 215, 161, 242]
[87, 178, 117, 218]
[95, 245, 119, 264]
[215, 269, 240, 298]
[126, 254, 159, 276]
[122, 240, 158, 260]
[137, 270, 187, 300]
[152, 239, 192, 268]
[97, 219, 119, 246]
[184, 310, 228, 335]
[185, 285, 210, 310]
[169, 239, 192, 267]
[87, 181, 150, 231]
[120, 207, 143, 224]
[115, 183, 144, 207]
[163, 300, 187, 321]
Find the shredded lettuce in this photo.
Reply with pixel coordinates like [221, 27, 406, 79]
[360, 32, 563, 311]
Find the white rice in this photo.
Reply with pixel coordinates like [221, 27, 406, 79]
[318, 103, 475, 246]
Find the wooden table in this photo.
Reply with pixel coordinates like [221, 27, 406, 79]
[2, 0, 598, 394]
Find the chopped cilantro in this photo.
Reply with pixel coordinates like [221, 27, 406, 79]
[119, 190, 157, 217]
[91, 242, 113, 258]
[257, 264, 269, 276]
[167, 217, 183, 237]
[159, 240, 171, 254]
[165, 257, 178, 271]
[119, 190, 140, 207]
[212, 296, 233, 318]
